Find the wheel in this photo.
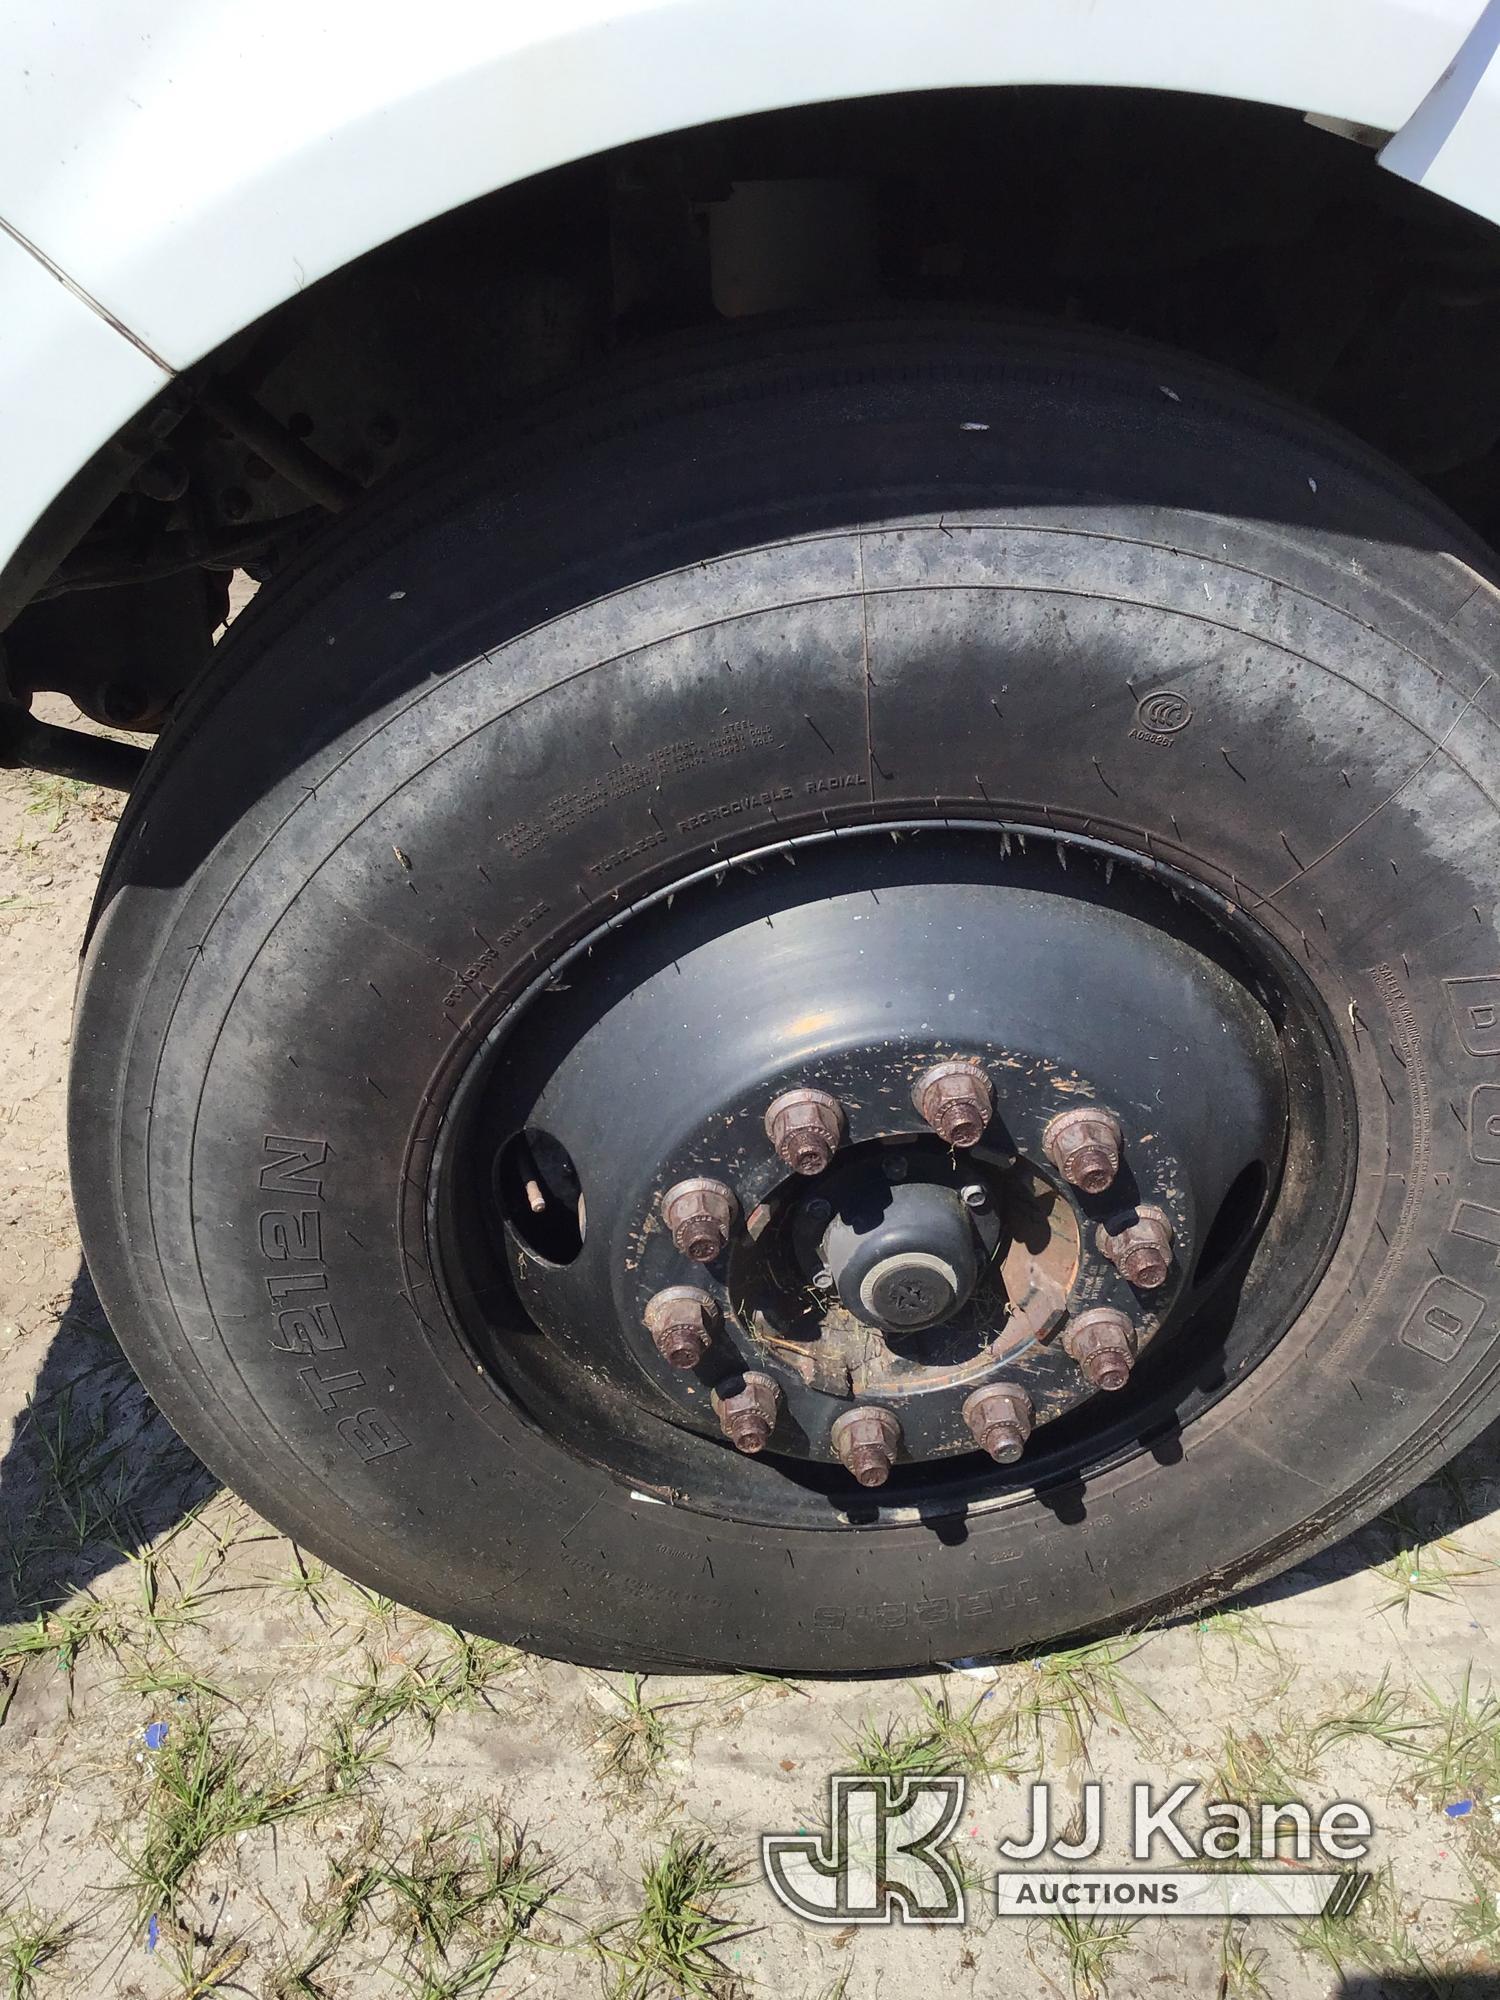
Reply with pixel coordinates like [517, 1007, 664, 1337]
[71, 317, 1500, 1673]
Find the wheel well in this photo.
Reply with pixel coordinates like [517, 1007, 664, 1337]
[7, 84, 1500, 745]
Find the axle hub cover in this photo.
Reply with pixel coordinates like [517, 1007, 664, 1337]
[822, 1177, 981, 1331]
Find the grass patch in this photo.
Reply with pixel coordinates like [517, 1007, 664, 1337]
[590, 1675, 696, 1793]
[118, 1661, 233, 1708]
[0, 1597, 127, 1705]
[1295, 1864, 1419, 1983]
[346, 1626, 517, 1743]
[1217, 1918, 1269, 1999]
[1402, 1669, 1500, 1815]
[845, 1685, 1019, 1781]
[1008, 1638, 1163, 1761]
[21, 1388, 135, 1552]
[1, 1373, 211, 1631]
[1451, 1866, 1500, 1957]
[1373, 1517, 1490, 1624]
[0, 1907, 73, 1999]
[598, 1834, 742, 2000]
[378, 1814, 553, 1995]
[715, 1671, 809, 1712]
[1309, 1670, 1427, 1757]
[115, 1541, 229, 1648]
[152, 1932, 252, 1998]
[276, 1548, 338, 1624]
[1034, 1913, 1136, 1999]
[278, 1813, 553, 1999]
[115, 1707, 321, 1925]
[20, 771, 116, 834]
[1193, 1607, 1291, 1692]
[1207, 1723, 1317, 1824]
[316, 1709, 391, 1798]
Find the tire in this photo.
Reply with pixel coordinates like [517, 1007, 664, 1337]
[71, 317, 1500, 1673]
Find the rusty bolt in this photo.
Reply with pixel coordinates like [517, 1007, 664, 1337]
[1096, 1204, 1174, 1290]
[712, 1371, 781, 1453]
[643, 1287, 716, 1369]
[912, 1060, 994, 1148]
[1063, 1307, 1138, 1393]
[765, 1087, 846, 1176]
[831, 1406, 902, 1487]
[1043, 1106, 1123, 1196]
[963, 1382, 1034, 1463]
[661, 1178, 738, 1263]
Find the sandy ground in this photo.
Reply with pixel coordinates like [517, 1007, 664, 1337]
[3, 701, 1500, 2000]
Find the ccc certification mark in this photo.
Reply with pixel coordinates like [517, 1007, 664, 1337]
[1136, 689, 1194, 735]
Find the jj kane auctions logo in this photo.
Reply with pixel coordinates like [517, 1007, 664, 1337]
[762, 1777, 1373, 1926]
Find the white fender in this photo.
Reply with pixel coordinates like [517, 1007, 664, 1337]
[0, 0, 1492, 578]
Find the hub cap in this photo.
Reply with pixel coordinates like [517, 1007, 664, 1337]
[432, 825, 1350, 1517]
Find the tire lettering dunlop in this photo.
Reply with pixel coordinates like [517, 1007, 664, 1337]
[1445, 973, 1500, 1056]
[1470, 1083, 1500, 1164]
[1399, 1275, 1486, 1363]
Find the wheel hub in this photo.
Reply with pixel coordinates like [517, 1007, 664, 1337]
[819, 1165, 984, 1329]
[459, 829, 1295, 1496]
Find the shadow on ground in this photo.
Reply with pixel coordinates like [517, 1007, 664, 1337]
[1341, 1980, 1500, 1998]
[2, 1260, 1497, 1640]
[0, 1263, 213, 1627]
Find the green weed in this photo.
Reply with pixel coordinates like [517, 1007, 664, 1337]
[0, 1907, 73, 1999]
[598, 1835, 742, 2000]
[115, 1707, 321, 1923]
[590, 1675, 695, 1792]
[347, 1627, 517, 1743]
[1035, 1913, 1136, 1999]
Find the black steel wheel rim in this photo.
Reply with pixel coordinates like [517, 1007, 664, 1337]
[427, 820, 1355, 1528]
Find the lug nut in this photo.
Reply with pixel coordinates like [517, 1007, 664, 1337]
[963, 1382, 1034, 1462]
[831, 1406, 902, 1487]
[765, 1087, 846, 1176]
[661, 1178, 738, 1263]
[913, 1060, 994, 1148]
[1096, 1205, 1174, 1290]
[1043, 1106, 1123, 1195]
[1063, 1307, 1137, 1392]
[643, 1287, 716, 1369]
[712, 1371, 781, 1453]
